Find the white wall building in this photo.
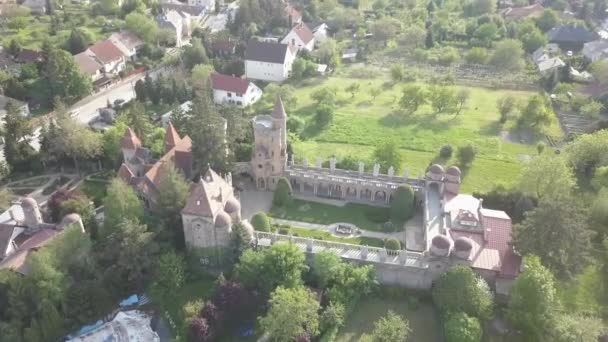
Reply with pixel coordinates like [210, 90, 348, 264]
[244, 40, 297, 82]
[281, 23, 315, 52]
[210, 73, 262, 107]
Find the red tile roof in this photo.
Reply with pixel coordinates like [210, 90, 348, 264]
[291, 23, 314, 44]
[118, 164, 134, 183]
[74, 52, 102, 76]
[210, 73, 250, 94]
[164, 123, 181, 149]
[121, 128, 141, 149]
[182, 168, 234, 217]
[88, 40, 125, 64]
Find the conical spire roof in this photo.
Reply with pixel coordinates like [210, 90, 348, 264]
[164, 123, 181, 148]
[271, 95, 287, 119]
[121, 127, 141, 149]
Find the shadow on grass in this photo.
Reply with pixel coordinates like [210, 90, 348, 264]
[379, 111, 452, 132]
[479, 120, 503, 137]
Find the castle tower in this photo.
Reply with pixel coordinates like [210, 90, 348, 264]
[20, 197, 43, 232]
[251, 95, 288, 190]
[120, 128, 141, 163]
[164, 123, 181, 154]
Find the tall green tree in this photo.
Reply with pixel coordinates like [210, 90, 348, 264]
[373, 140, 402, 173]
[566, 130, 608, 179]
[45, 48, 92, 103]
[2, 101, 34, 170]
[444, 312, 482, 342]
[513, 193, 592, 279]
[125, 12, 159, 43]
[157, 161, 190, 247]
[490, 39, 524, 71]
[273, 177, 293, 207]
[312, 251, 342, 289]
[182, 38, 209, 70]
[150, 251, 185, 302]
[399, 84, 426, 115]
[66, 28, 94, 54]
[102, 178, 144, 238]
[391, 185, 415, 222]
[517, 95, 552, 132]
[519, 154, 575, 200]
[432, 265, 493, 319]
[507, 256, 557, 340]
[259, 286, 320, 341]
[368, 310, 410, 342]
[119, 101, 154, 145]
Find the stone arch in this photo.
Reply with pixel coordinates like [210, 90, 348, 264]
[345, 186, 357, 199]
[258, 178, 266, 189]
[374, 190, 387, 203]
[360, 188, 372, 201]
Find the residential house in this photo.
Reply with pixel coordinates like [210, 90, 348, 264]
[281, 22, 315, 52]
[546, 24, 598, 51]
[537, 57, 565, 75]
[161, 3, 207, 29]
[74, 52, 103, 81]
[532, 43, 559, 64]
[310, 23, 329, 44]
[86, 40, 126, 75]
[244, 40, 297, 82]
[0, 95, 29, 121]
[500, 3, 544, 20]
[186, 0, 213, 10]
[210, 72, 262, 107]
[582, 40, 608, 62]
[210, 40, 236, 57]
[157, 10, 186, 47]
[108, 31, 145, 61]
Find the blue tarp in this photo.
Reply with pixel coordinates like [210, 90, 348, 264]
[119, 294, 139, 307]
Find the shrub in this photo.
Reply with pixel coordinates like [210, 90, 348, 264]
[390, 185, 415, 222]
[320, 302, 345, 332]
[251, 212, 271, 232]
[383, 221, 395, 232]
[315, 104, 335, 128]
[457, 144, 477, 167]
[273, 178, 293, 207]
[189, 317, 214, 342]
[278, 226, 291, 235]
[444, 312, 482, 342]
[385, 238, 401, 250]
[432, 266, 493, 319]
[439, 144, 453, 158]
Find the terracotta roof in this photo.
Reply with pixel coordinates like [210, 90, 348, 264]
[182, 168, 235, 217]
[88, 40, 125, 64]
[272, 95, 287, 119]
[245, 40, 292, 64]
[118, 164, 135, 183]
[290, 23, 314, 44]
[164, 123, 181, 149]
[210, 73, 250, 94]
[501, 3, 544, 18]
[121, 128, 142, 149]
[74, 52, 102, 76]
[0, 228, 62, 275]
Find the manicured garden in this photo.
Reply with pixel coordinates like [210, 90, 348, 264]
[270, 199, 390, 232]
[289, 227, 385, 247]
[286, 69, 561, 193]
[336, 295, 442, 342]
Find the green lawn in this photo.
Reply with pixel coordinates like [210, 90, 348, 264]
[271, 199, 390, 232]
[286, 70, 560, 193]
[337, 295, 442, 342]
[289, 227, 385, 247]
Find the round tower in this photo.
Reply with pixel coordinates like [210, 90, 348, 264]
[21, 197, 43, 232]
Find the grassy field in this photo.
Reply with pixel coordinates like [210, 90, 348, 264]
[271, 199, 390, 231]
[289, 227, 385, 247]
[286, 70, 560, 193]
[337, 295, 442, 341]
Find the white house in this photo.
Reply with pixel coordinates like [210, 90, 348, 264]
[582, 40, 608, 62]
[281, 23, 315, 52]
[86, 40, 126, 75]
[108, 31, 145, 61]
[311, 23, 329, 45]
[244, 40, 297, 82]
[210, 73, 262, 107]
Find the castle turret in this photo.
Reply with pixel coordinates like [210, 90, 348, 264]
[120, 128, 141, 162]
[251, 95, 288, 190]
[20, 197, 43, 232]
[164, 123, 181, 154]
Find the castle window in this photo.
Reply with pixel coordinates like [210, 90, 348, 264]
[271, 151, 274, 157]
[258, 164, 263, 169]
[227, 92, 232, 97]
[272, 166, 275, 172]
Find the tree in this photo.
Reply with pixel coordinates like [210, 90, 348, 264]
[496, 96, 516, 124]
[428, 85, 458, 114]
[66, 28, 94, 54]
[536, 9, 559, 32]
[292, 58, 316, 79]
[325, 263, 376, 306]
[591, 166, 608, 191]
[490, 39, 524, 71]
[444, 312, 482, 342]
[507, 256, 557, 340]
[390, 64, 405, 82]
[580, 100, 603, 119]
[369, 310, 410, 342]
[345, 82, 361, 98]
[320, 302, 345, 331]
[373, 140, 402, 173]
[60, 197, 95, 230]
[251, 212, 271, 231]
[235, 242, 307, 295]
[157, 161, 190, 247]
[391, 185, 415, 222]
[273, 177, 292, 207]
[566, 130, 608, 179]
[513, 194, 592, 279]
[465, 48, 488, 64]
[589, 60, 608, 86]
[230, 222, 253, 262]
[384, 238, 401, 250]
[102, 121, 128, 165]
[99, 219, 159, 294]
[125, 12, 159, 43]
[150, 251, 185, 301]
[520, 28, 547, 53]
[259, 286, 320, 341]
[370, 87, 382, 100]
[182, 38, 209, 70]
[550, 314, 605, 342]
[311, 86, 337, 106]
[399, 84, 426, 115]
[519, 154, 575, 200]
[425, 28, 434, 48]
[189, 317, 213, 342]
[456, 144, 477, 167]
[46, 48, 92, 102]
[455, 89, 470, 115]
[317, 38, 339, 65]
[432, 266, 493, 319]
[312, 251, 342, 289]
[400, 25, 426, 48]
[2, 101, 34, 170]
[187, 92, 229, 172]
[472, 22, 498, 48]
[315, 103, 335, 128]
[372, 17, 401, 46]
[102, 178, 144, 238]
[134, 79, 147, 102]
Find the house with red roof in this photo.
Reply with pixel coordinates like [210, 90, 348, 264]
[281, 22, 315, 52]
[85, 40, 127, 75]
[210, 73, 262, 107]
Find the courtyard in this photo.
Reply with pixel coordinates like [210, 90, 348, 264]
[284, 68, 562, 193]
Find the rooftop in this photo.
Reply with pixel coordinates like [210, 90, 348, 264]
[210, 73, 251, 94]
[245, 40, 293, 64]
[88, 40, 125, 64]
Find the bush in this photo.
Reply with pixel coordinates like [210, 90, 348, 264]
[383, 221, 395, 232]
[278, 226, 291, 235]
[287, 116, 305, 133]
[457, 144, 477, 167]
[251, 212, 271, 232]
[315, 104, 335, 128]
[444, 312, 482, 342]
[439, 145, 453, 158]
[390, 185, 415, 222]
[385, 238, 401, 250]
[273, 178, 293, 207]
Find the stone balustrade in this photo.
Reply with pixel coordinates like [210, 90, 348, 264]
[254, 231, 428, 269]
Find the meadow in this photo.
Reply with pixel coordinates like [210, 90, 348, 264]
[286, 69, 561, 193]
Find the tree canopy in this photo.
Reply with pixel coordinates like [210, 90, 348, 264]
[102, 178, 144, 238]
[368, 310, 410, 342]
[432, 266, 493, 319]
[259, 286, 320, 341]
[444, 312, 482, 342]
[519, 154, 575, 200]
[391, 185, 415, 222]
